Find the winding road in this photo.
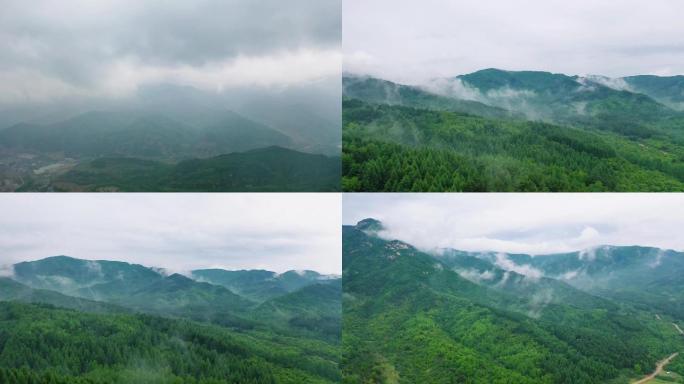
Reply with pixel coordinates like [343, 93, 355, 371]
[631, 352, 679, 384]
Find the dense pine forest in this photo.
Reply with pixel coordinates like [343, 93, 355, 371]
[342, 219, 684, 383]
[342, 70, 684, 191]
[0, 256, 341, 383]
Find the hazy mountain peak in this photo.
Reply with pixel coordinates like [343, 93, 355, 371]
[355, 218, 384, 232]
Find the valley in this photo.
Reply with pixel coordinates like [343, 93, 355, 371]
[0, 88, 341, 192]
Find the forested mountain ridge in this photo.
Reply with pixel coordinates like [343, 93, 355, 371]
[342, 70, 684, 192]
[0, 255, 341, 383]
[342, 75, 520, 119]
[460, 245, 684, 321]
[193, 268, 341, 302]
[17, 146, 341, 192]
[342, 219, 684, 383]
[454, 69, 680, 134]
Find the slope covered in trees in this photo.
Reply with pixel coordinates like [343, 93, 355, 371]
[20, 146, 341, 192]
[0, 256, 341, 383]
[342, 220, 684, 383]
[342, 71, 684, 192]
[0, 302, 338, 384]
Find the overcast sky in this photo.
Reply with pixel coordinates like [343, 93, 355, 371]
[344, 193, 684, 255]
[0, 194, 341, 274]
[344, 0, 684, 83]
[0, 0, 341, 105]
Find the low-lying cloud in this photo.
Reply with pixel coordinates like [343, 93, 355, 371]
[344, 194, 684, 255]
[494, 253, 543, 280]
[0, 264, 15, 278]
[456, 268, 495, 283]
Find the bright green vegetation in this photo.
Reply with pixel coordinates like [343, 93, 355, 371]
[342, 70, 684, 191]
[0, 302, 337, 384]
[342, 219, 684, 383]
[21, 146, 340, 192]
[0, 256, 341, 383]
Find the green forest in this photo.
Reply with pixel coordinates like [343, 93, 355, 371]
[342, 219, 684, 383]
[342, 71, 684, 192]
[24, 146, 341, 192]
[0, 256, 341, 383]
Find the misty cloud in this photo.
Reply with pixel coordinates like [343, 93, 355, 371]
[558, 269, 581, 281]
[528, 289, 554, 319]
[456, 268, 495, 284]
[578, 75, 632, 92]
[0, 0, 341, 104]
[344, 194, 684, 255]
[344, 0, 684, 83]
[0, 264, 14, 278]
[494, 253, 543, 280]
[0, 194, 341, 274]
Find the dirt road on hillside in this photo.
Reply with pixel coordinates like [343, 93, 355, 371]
[632, 352, 679, 384]
[674, 323, 684, 335]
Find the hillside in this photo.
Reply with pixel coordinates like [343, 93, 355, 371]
[0, 301, 338, 384]
[27, 146, 341, 192]
[0, 256, 341, 383]
[192, 268, 339, 302]
[342, 71, 684, 192]
[342, 219, 684, 383]
[473, 246, 684, 320]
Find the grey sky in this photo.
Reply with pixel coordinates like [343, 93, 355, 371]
[0, 0, 341, 104]
[0, 194, 341, 274]
[344, 0, 684, 84]
[344, 193, 684, 255]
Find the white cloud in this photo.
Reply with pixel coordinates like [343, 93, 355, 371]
[0, 264, 15, 278]
[559, 269, 581, 280]
[344, 51, 378, 75]
[578, 247, 597, 261]
[494, 253, 543, 280]
[580, 75, 633, 91]
[344, 193, 684, 255]
[0, 0, 341, 104]
[456, 268, 495, 283]
[0, 194, 341, 274]
[103, 49, 342, 96]
[577, 227, 600, 243]
[0, 49, 341, 104]
[344, 0, 684, 82]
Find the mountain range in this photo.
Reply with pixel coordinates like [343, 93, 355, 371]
[343, 218, 684, 383]
[342, 69, 684, 192]
[0, 255, 341, 383]
[0, 83, 341, 192]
